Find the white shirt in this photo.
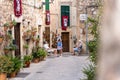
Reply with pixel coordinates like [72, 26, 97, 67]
[43, 44, 49, 50]
[57, 36, 61, 41]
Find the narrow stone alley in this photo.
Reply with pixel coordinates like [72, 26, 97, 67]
[10, 53, 89, 80]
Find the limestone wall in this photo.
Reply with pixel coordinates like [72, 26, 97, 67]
[0, 0, 43, 56]
[48, 0, 98, 53]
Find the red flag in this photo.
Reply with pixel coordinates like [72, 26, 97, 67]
[14, 0, 22, 17]
[62, 16, 68, 30]
[46, 10, 50, 25]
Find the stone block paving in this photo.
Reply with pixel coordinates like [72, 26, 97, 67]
[9, 53, 90, 80]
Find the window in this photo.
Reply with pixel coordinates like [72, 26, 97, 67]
[61, 6, 70, 26]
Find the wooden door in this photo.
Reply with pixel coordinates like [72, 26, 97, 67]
[61, 32, 69, 52]
[45, 27, 50, 46]
[14, 23, 21, 57]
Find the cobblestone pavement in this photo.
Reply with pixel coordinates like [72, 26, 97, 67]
[10, 53, 89, 80]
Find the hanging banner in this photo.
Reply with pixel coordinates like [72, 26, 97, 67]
[45, 0, 50, 25]
[46, 10, 50, 25]
[14, 0, 22, 17]
[62, 16, 68, 30]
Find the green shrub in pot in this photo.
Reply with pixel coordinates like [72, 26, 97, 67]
[23, 55, 32, 67]
[0, 56, 13, 74]
[38, 48, 47, 60]
[23, 55, 32, 62]
[7, 55, 22, 77]
[9, 56, 22, 76]
[0, 55, 14, 79]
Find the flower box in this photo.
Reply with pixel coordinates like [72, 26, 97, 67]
[0, 37, 3, 44]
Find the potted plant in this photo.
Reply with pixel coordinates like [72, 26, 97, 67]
[12, 20, 17, 26]
[22, 30, 31, 40]
[32, 47, 41, 63]
[32, 31, 36, 36]
[31, 28, 37, 36]
[8, 43, 17, 51]
[38, 48, 47, 61]
[23, 55, 32, 68]
[5, 33, 12, 40]
[32, 51, 40, 63]
[3, 23, 9, 31]
[31, 36, 36, 42]
[22, 32, 27, 39]
[0, 56, 13, 80]
[26, 30, 31, 35]
[32, 48, 47, 63]
[0, 37, 3, 44]
[36, 38, 39, 42]
[4, 46, 10, 54]
[35, 37, 40, 46]
[4, 43, 17, 54]
[9, 20, 17, 29]
[23, 44, 29, 49]
[0, 30, 4, 44]
[25, 30, 31, 40]
[8, 56, 22, 78]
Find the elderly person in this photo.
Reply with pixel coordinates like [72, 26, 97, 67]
[73, 40, 82, 55]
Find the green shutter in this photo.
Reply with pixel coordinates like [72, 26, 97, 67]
[45, 0, 49, 10]
[61, 6, 70, 26]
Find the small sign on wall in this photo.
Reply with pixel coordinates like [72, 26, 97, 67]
[80, 14, 87, 21]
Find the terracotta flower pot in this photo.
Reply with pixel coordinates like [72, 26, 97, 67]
[32, 58, 40, 63]
[40, 57, 44, 61]
[9, 25, 13, 29]
[0, 73, 7, 80]
[9, 22, 15, 29]
[10, 72, 16, 78]
[24, 61, 30, 68]
[0, 38, 3, 44]
[4, 27, 8, 31]
[32, 31, 36, 36]
[31, 38, 35, 42]
[4, 49, 9, 54]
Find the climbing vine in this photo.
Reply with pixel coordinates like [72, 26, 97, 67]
[82, 1, 103, 79]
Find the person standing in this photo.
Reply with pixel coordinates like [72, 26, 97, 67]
[57, 34, 62, 42]
[57, 39, 63, 56]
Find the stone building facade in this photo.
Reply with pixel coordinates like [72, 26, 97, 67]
[0, 0, 98, 56]
[0, 0, 44, 56]
[46, 0, 98, 53]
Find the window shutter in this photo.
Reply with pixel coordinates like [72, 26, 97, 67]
[45, 0, 49, 10]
